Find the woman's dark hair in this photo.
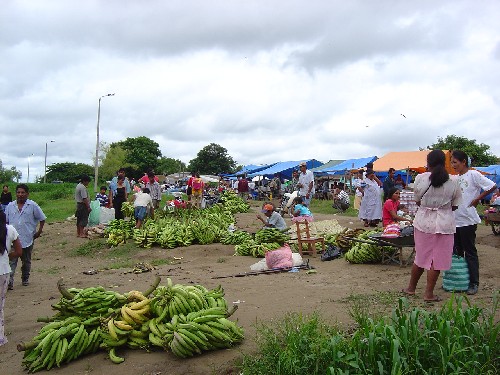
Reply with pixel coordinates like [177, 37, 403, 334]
[0, 211, 7, 255]
[427, 150, 449, 187]
[451, 150, 469, 167]
[294, 196, 303, 204]
[387, 187, 400, 200]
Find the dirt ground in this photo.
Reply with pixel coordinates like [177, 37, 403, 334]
[1, 204, 499, 375]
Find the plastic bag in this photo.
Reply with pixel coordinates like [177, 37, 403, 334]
[251, 252, 303, 271]
[321, 244, 342, 261]
[87, 200, 101, 227]
[100, 207, 115, 224]
[265, 244, 293, 269]
[442, 255, 469, 292]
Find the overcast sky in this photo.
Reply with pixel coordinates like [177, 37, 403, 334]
[1, 0, 499, 181]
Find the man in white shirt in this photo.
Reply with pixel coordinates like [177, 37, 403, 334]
[133, 188, 154, 228]
[297, 162, 315, 207]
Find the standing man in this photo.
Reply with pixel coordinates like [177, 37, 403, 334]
[5, 184, 46, 289]
[109, 168, 131, 203]
[237, 175, 249, 200]
[146, 172, 162, 210]
[383, 168, 396, 201]
[75, 175, 91, 238]
[297, 162, 315, 207]
[269, 173, 281, 199]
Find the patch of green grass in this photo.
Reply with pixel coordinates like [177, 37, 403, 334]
[239, 293, 500, 375]
[310, 195, 358, 217]
[37, 265, 63, 275]
[106, 243, 136, 259]
[69, 239, 108, 257]
[150, 258, 175, 267]
[341, 291, 403, 323]
[216, 257, 226, 263]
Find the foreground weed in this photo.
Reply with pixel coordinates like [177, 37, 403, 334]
[241, 312, 343, 375]
[70, 239, 107, 257]
[239, 293, 499, 375]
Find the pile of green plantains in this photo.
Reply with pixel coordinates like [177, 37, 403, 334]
[18, 276, 244, 372]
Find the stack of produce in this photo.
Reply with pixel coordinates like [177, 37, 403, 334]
[254, 228, 290, 245]
[125, 205, 235, 248]
[343, 229, 388, 264]
[218, 191, 250, 213]
[18, 276, 244, 371]
[220, 230, 252, 245]
[20, 316, 103, 372]
[105, 219, 135, 246]
[234, 228, 289, 257]
[234, 241, 282, 257]
[120, 201, 135, 218]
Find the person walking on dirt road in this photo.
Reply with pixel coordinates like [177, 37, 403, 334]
[5, 184, 46, 290]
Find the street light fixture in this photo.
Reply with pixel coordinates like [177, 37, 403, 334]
[94, 93, 115, 192]
[27, 153, 34, 183]
[44, 140, 55, 183]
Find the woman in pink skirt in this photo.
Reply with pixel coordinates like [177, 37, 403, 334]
[403, 150, 462, 302]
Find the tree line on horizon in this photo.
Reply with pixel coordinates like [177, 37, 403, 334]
[1, 135, 498, 184]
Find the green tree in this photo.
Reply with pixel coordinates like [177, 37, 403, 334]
[116, 136, 162, 177]
[157, 157, 186, 175]
[427, 135, 498, 166]
[100, 145, 131, 181]
[0, 159, 22, 182]
[45, 162, 93, 183]
[188, 143, 236, 174]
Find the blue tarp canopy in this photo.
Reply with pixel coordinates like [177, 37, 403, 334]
[314, 156, 377, 175]
[221, 164, 274, 177]
[248, 159, 323, 180]
[475, 165, 500, 185]
[474, 165, 500, 201]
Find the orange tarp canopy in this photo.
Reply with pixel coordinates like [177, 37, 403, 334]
[373, 150, 454, 174]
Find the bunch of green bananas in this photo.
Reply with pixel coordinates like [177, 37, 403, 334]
[234, 239, 281, 257]
[121, 201, 135, 218]
[190, 218, 219, 245]
[219, 191, 250, 213]
[156, 225, 178, 249]
[255, 228, 290, 245]
[220, 230, 253, 245]
[133, 227, 157, 248]
[99, 290, 153, 363]
[105, 219, 135, 247]
[105, 219, 135, 234]
[52, 286, 127, 319]
[174, 222, 194, 246]
[106, 231, 128, 246]
[150, 279, 228, 322]
[344, 242, 383, 264]
[21, 316, 102, 372]
[164, 308, 244, 357]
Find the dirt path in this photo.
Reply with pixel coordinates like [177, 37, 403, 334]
[1, 207, 499, 375]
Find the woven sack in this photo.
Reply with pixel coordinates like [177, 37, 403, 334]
[442, 255, 469, 292]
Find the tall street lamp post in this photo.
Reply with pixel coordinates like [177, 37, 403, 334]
[27, 153, 34, 183]
[94, 93, 115, 192]
[44, 140, 55, 183]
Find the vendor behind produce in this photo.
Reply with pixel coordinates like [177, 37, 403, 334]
[256, 204, 287, 230]
[382, 187, 412, 227]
